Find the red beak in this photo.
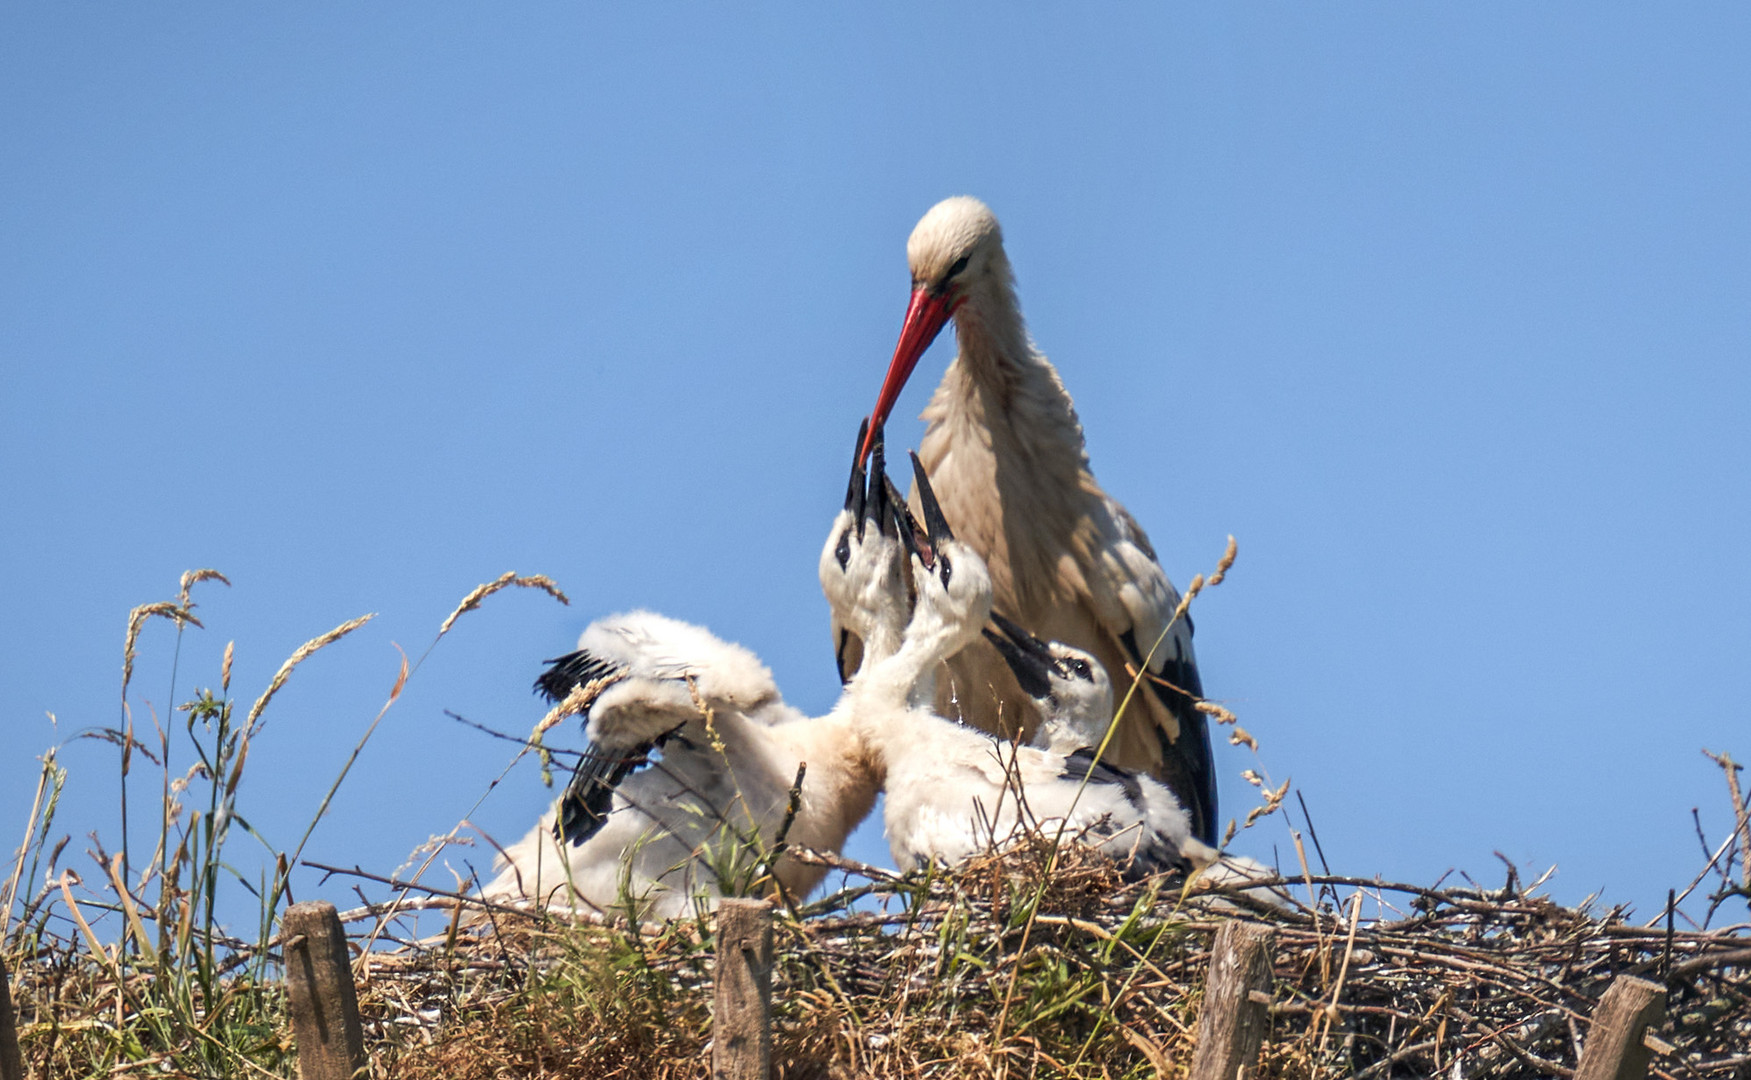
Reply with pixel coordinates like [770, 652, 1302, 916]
[862, 287, 958, 461]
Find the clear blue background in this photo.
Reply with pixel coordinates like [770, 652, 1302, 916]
[4, 6, 1747, 932]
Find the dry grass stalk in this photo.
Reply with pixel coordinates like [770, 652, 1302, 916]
[437, 572, 570, 639]
[1194, 700, 1239, 727]
[100, 852, 152, 957]
[1111, 536, 1288, 859]
[533, 672, 626, 739]
[1315, 891, 1365, 1052]
[176, 568, 231, 610]
[1242, 773, 1292, 828]
[121, 601, 200, 704]
[0, 748, 58, 942]
[242, 612, 375, 734]
[1115, 531, 1237, 722]
[1207, 534, 1238, 587]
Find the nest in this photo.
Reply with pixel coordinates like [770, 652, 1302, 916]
[291, 841, 1751, 1079]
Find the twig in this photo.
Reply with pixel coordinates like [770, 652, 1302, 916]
[444, 710, 585, 758]
[1704, 750, 1751, 890]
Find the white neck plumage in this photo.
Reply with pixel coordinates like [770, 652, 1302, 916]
[951, 252, 1033, 390]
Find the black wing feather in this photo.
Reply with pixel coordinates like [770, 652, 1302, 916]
[554, 742, 640, 845]
[1058, 747, 1195, 882]
[1059, 746, 1145, 809]
[1118, 628, 1217, 846]
[535, 649, 621, 703]
[1116, 830, 1194, 882]
[534, 648, 638, 845]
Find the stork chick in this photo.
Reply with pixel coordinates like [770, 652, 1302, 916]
[484, 610, 878, 920]
[983, 581, 1286, 901]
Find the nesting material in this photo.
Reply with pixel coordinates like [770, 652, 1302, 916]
[319, 845, 1751, 1077]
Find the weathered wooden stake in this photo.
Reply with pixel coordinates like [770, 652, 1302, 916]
[282, 900, 366, 1080]
[712, 898, 774, 1080]
[0, 956, 24, 1080]
[1575, 975, 1666, 1080]
[1189, 920, 1276, 1080]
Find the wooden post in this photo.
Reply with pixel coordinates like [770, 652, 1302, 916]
[1575, 975, 1665, 1080]
[712, 898, 773, 1080]
[1188, 920, 1276, 1080]
[282, 901, 367, 1080]
[0, 957, 24, 1080]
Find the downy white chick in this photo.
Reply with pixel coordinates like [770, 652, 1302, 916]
[484, 609, 878, 920]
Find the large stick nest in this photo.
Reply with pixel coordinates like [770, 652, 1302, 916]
[303, 841, 1750, 1079]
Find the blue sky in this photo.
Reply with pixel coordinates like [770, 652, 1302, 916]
[3, 5, 1747, 931]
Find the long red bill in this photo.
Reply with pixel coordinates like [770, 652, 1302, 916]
[861, 287, 957, 460]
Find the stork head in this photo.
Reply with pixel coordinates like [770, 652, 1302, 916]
[982, 612, 1114, 745]
[819, 419, 907, 678]
[863, 196, 1006, 458]
[892, 450, 992, 656]
[820, 418, 872, 601]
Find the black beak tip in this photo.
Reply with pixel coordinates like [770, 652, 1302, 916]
[1000, 614, 1057, 670]
[984, 625, 1052, 699]
[846, 419, 869, 518]
[907, 449, 928, 490]
[881, 474, 909, 542]
[988, 610, 1025, 638]
[908, 450, 955, 546]
[890, 494, 926, 565]
[865, 425, 890, 535]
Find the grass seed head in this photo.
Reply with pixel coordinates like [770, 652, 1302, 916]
[439, 572, 571, 638]
[243, 612, 375, 734]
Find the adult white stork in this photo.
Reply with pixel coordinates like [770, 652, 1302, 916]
[858, 196, 1218, 843]
[846, 453, 1201, 878]
[483, 610, 880, 920]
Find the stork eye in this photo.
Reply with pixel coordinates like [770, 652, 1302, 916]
[943, 255, 971, 283]
[938, 552, 952, 586]
[834, 529, 851, 571]
[1068, 658, 1092, 681]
